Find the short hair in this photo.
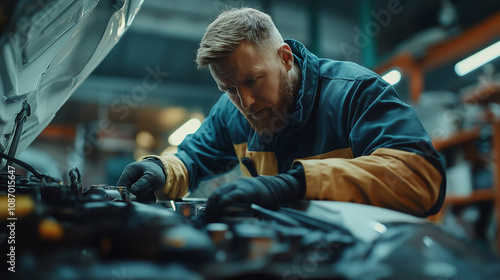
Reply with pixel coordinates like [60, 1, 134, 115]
[196, 7, 283, 69]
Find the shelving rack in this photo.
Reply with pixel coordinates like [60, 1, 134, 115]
[374, 11, 500, 252]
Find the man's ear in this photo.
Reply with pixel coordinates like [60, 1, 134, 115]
[279, 43, 294, 71]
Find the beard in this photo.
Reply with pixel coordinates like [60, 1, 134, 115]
[245, 71, 296, 137]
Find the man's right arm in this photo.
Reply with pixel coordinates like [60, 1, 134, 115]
[118, 94, 240, 200]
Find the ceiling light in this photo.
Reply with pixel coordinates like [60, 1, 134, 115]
[158, 107, 188, 130]
[454, 41, 500, 76]
[382, 69, 401, 85]
[168, 118, 202, 146]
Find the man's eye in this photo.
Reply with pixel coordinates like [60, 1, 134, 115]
[225, 87, 236, 94]
[248, 77, 258, 85]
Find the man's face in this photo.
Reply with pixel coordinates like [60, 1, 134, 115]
[209, 42, 296, 136]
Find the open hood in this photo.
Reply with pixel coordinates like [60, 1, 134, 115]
[0, 0, 143, 168]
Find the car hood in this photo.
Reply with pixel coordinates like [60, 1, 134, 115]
[0, 0, 143, 167]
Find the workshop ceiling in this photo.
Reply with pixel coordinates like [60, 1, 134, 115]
[71, 0, 500, 116]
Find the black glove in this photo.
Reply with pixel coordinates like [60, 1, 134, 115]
[206, 164, 306, 221]
[116, 158, 167, 203]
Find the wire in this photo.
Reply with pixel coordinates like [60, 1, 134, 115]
[0, 152, 43, 179]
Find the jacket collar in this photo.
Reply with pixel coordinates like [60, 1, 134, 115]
[279, 39, 320, 136]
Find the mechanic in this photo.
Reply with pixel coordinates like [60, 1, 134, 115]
[117, 7, 446, 219]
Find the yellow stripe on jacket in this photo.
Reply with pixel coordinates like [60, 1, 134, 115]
[233, 143, 279, 176]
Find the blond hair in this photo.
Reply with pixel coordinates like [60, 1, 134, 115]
[196, 7, 283, 69]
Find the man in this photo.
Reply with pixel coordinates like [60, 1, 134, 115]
[117, 8, 446, 219]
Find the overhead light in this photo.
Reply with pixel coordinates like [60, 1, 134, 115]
[136, 131, 155, 149]
[454, 40, 500, 76]
[382, 69, 401, 85]
[168, 118, 202, 146]
[158, 107, 188, 130]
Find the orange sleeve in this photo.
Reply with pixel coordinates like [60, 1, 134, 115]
[296, 148, 442, 216]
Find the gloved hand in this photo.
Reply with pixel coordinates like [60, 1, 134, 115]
[116, 158, 167, 203]
[205, 166, 306, 221]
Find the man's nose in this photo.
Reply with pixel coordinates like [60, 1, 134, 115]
[238, 88, 256, 109]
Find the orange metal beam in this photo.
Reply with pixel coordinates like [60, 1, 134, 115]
[374, 52, 424, 102]
[375, 52, 414, 77]
[408, 65, 423, 102]
[374, 10, 500, 102]
[39, 124, 76, 142]
[421, 10, 500, 70]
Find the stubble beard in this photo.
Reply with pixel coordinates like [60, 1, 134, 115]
[245, 71, 296, 137]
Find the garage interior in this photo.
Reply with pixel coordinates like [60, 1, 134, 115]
[2, 0, 500, 278]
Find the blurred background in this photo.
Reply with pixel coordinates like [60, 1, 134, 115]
[23, 0, 500, 250]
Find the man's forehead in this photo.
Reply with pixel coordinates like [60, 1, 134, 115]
[208, 55, 249, 87]
[209, 63, 236, 88]
[209, 61, 236, 79]
[208, 42, 271, 89]
[209, 42, 261, 75]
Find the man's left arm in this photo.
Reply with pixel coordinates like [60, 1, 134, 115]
[296, 147, 444, 217]
[296, 75, 446, 217]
